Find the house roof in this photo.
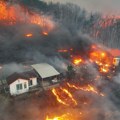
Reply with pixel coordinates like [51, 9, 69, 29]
[7, 70, 37, 85]
[31, 63, 60, 79]
[110, 49, 120, 57]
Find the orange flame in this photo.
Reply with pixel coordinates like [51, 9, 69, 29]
[73, 58, 83, 65]
[25, 33, 33, 38]
[0, 1, 55, 32]
[93, 15, 120, 38]
[90, 48, 113, 73]
[42, 31, 48, 36]
[0, 1, 16, 25]
[52, 88, 68, 106]
[99, 15, 120, 29]
[46, 113, 71, 120]
[52, 87, 77, 106]
[60, 87, 77, 105]
[67, 83, 104, 96]
[58, 49, 68, 53]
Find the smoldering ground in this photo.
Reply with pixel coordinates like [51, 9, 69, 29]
[1, 64, 120, 120]
[0, 79, 120, 120]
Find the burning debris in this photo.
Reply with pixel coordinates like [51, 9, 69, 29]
[52, 87, 77, 106]
[51, 82, 105, 107]
[67, 83, 104, 97]
[25, 33, 33, 38]
[99, 15, 120, 29]
[72, 57, 83, 65]
[46, 113, 72, 120]
[42, 31, 49, 36]
[58, 43, 116, 76]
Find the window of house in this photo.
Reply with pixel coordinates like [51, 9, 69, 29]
[28, 80, 33, 86]
[24, 82, 27, 89]
[16, 84, 22, 90]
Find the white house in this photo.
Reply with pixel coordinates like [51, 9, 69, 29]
[7, 71, 37, 95]
[7, 63, 61, 95]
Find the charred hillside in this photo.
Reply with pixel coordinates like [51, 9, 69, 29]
[0, 0, 120, 64]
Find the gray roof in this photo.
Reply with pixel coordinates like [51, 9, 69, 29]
[31, 63, 60, 79]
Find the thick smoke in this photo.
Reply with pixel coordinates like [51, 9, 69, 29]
[0, 1, 96, 70]
[0, 1, 120, 120]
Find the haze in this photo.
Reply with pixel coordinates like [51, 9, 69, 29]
[44, 0, 120, 15]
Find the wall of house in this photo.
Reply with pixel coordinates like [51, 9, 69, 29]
[113, 57, 120, 66]
[9, 77, 37, 95]
[29, 78, 37, 87]
[9, 79, 29, 95]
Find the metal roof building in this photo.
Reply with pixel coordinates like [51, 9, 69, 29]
[31, 63, 60, 79]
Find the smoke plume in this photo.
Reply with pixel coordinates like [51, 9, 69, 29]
[0, 1, 120, 120]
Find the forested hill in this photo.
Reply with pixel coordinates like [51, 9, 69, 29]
[19, 0, 120, 49]
[0, 0, 119, 64]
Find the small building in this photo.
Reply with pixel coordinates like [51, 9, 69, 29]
[110, 49, 120, 66]
[7, 70, 37, 95]
[113, 56, 120, 66]
[31, 63, 60, 89]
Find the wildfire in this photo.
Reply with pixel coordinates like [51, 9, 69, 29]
[52, 88, 68, 106]
[46, 113, 72, 120]
[52, 87, 77, 106]
[0, 1, 55, 32]
[90, 47, 113, 73]
[99, 15, 120, 29]
[67, 83, 104, 96]
[58, 49, 68, 53]
[0, 1, 16, 25]
[73, 58, 83, 65]
[30, 14, 54, 32]
[42, 31, 48, 36]
[93, 15, 120, 38]
[58, 48, 73, 53]
[25, 33, 33, 38]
